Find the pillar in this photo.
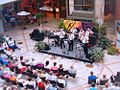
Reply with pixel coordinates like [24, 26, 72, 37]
[95, 0, 105, 26]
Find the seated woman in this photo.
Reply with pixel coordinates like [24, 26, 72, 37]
[50, 62, 58, 74]
[99, 74, 108, 85]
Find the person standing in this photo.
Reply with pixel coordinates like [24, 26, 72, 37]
[59, 29, 65, 49]
[52, 4, 56, 18]
[68, 32, 75, 51]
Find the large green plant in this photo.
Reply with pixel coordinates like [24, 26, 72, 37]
[89, 47, 104, 62]
[36, 13, 45, 26]
[98, 37, 112, 50]
[99, 24, 107, 38]
[35, 41, 45, 51]
[107, 47, 116, 55]
[58, 19, 64, 29]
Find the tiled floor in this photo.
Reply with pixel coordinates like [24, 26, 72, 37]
[3, 20, 120, 90]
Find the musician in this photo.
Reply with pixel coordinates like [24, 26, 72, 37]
[59, 29, 65, 49]
[80, 28, 93, 56]
[68, 32, 75, 51]
[53, 31, 60, 46]
[71, 27, 77, 34]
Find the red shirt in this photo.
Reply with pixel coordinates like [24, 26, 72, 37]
[38, 82, 45, 90]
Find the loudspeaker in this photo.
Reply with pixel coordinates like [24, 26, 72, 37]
[89, 35, 97, 46]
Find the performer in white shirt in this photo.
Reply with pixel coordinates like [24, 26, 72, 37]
[68, 32, 75, 51]
[79, 28, 93, 56]
[59, 29, 65, 49]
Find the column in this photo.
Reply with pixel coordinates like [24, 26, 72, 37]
[115, 0, 120, 20]
[95, 0, 105, 26]
[68, 0, 74, 15]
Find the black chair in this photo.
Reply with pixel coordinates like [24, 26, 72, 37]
[18, 82, 24, 87]
[68, 73, 76, 78]
[52, 70, 58, 74]
[58, 83, 64, 88]
[50, 80, 57, 86]
[21, 62, 26, 66]
[99, 79, 108, 85]
[40, 77, 46, 82]
[88, 79, 96, 84]
[26, 84, 34, 89]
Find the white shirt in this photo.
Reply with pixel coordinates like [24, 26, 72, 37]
[48, 75, 57, 81]
[68, 68, 77, 74]
[69, 34, 74, 40]
[72, 28, 77, 34]
[2, 42, 8, 49]
[58, 79, 66, 87]
[59, 31, 65, 39]
[7, 40, 15, 46]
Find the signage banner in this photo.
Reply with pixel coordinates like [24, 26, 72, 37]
[63, 20, 82, 31]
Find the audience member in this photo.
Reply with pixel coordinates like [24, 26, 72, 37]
[99, 74, 108, 85]
[50, 62, 58, 73]
[58, 75, 67, 88]
[88, 71, 97, 84]
[38, 81, 45, 90]
[110, 74, 116, 83]
[7, 38, 20, 51]
[90, 82, 97, 90]
[68, 66, 77, 78]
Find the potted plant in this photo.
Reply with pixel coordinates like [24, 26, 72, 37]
[89, 47, 104, 62]
[35, 41, 45, 52]
[98, 37, 112, 50]
[36, 13, 45, 26]
[107, 46, 116, 55]
[58, 19, 64, 29]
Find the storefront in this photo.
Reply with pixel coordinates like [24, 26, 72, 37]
[0, 0, 20, 33]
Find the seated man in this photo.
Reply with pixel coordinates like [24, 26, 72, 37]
[88, 71, 97, 84]
[99, 74, 108, 85]
[47, 72, 57, 85]
[68, 66, 77, 78]
[58, 75, 67, 88]
[7, 38, 20, 51]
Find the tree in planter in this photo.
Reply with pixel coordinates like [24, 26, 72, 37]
[98, 37, 112, 50]
[89, 47, 104, 62]
[36, 13, 45, 27]
[35, 41, 45, 52]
